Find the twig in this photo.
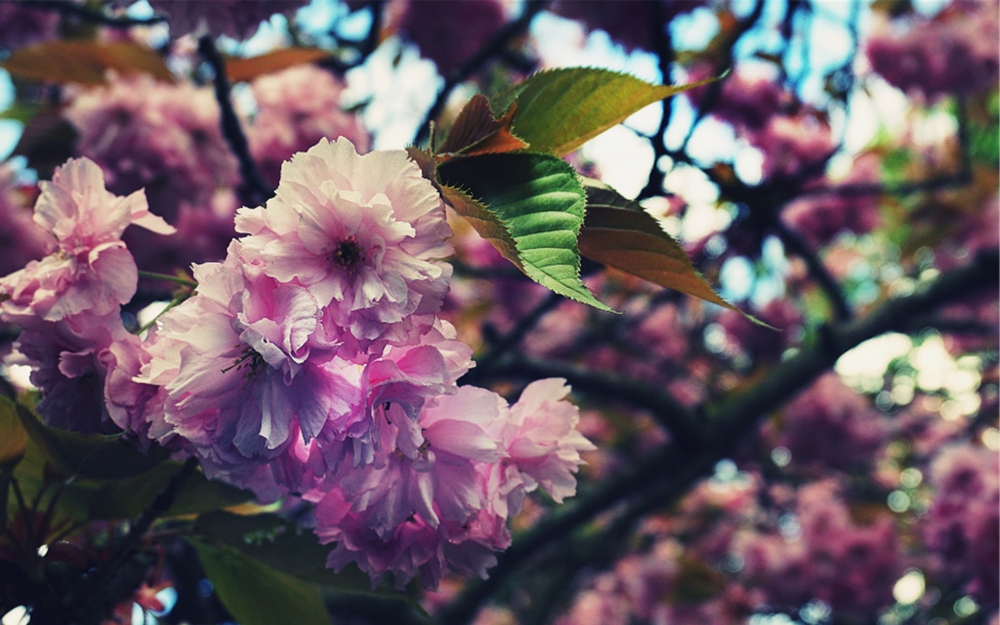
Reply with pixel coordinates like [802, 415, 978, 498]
[773, 219, 852, 321]
[413, 0, 549, 146]
[137, 270, 197, 288]
[196, 35, 274, 208]
[13, 0, 167, 27]
[74, 457, 200, 625]
[438, 248, 1000, 625]
[472, 355, 703, 447]
[465, 290, 563, 377]
[676, 0, 766, 154]
[637, 0, 676, 201]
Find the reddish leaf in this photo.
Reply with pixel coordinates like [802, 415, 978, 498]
[578, 184, 737, 312]
[437, 94, 528, 157]
[2, 41, 175, 85]
[223, 47, 331, 83]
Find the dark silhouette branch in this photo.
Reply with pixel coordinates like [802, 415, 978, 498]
[72, 457, 200, 625]
[773, 219, 852, 321]
[12, 0, 167, 27]
[197, 35, 274, 208]
[413, 0, 548, 146]
[471, 355, 702, 448]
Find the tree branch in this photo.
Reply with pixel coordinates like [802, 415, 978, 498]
[13, 0, 167, 27]
[196, 35, 274, 208]
[413, 0, 548, 146]
[438, 248, 999, 625]
[470, 355, 702, 447]
[773, 219, 852, 321]
[72, 457, 200, 625]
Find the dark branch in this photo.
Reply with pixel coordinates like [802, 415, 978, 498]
[637, 0, 676, 201]
[466, 291, 563, 378]
[196, 35, 274, 207]
[471, 356, 702, 447]
[773, 219, 852, 321]
[13, 0, 168, 27]
[74, 457, 200, 625]
[438, 248, 999, 625]
[413, 0, 548, 146]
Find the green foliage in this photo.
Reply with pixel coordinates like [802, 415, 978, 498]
[490, 67, 710, 156]
[427, 68, 728, 313]
[88, 461, 253, 519]
[188, 536, 331, 625]
[14, 403, 170, 480]
[0, 398, 28, 469]
[440, 153, 615, 312]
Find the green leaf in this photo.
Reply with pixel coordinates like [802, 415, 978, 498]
[0, 102, 39, 124]
[15, 403, 170, 480]
[492, 67, 712, 156]
[193, 510, 425, 613]
[440, 185, 523, 270]
[187, 536, 330, 625]
[0, 397, 28, 469]
[577, 182, 738, 312]
[2, 41, 175, 85]
[439, 153, 615, 312]
[89, 461, 253, 519]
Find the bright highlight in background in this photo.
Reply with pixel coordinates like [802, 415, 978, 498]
[892, 569, 925, 605]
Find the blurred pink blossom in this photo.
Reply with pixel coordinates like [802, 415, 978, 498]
[248, 65, 369, 188]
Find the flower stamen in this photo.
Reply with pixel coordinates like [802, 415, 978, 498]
[329, 235, 364, 272]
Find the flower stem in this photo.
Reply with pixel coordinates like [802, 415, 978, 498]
[137, 271, 198, 288]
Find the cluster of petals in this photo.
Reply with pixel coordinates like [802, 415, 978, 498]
[128, 138, 593, 587]
[0, 158, 173, 326]
[772, 373, 886, 472]
[736, 480, 902, 616]
[0, 158, 175, 434]
[234, 137, 453, 347]
[782, 154, 883, 247]
[148, 0, 309, 39]
[248, 65, 370, 188]
[866, 2, 1000, 100]
[0, 140, 594, 589]
[923, 443, 1000, 603]
[308, 380, 594, 588]
[0, 1, 60, 50]
[64, 72, 239, 222]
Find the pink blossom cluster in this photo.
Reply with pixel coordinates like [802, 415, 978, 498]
[782, 154, 883, 247]
[689, 68, 836, 181]
[736, 480, 903, 617]
[0, 1, 60, 50]
[247, 65, 370, 188]
[65, 73, 239, 221]
[389, 0, 507, 76]
[64, 73, 241, 272]
[0, 140, 594, 590]
[148, 0, 309, 39]
[550, 0, 705, 53]
[923, 443, 999, 604]
[0, 158, 175, 433]
[866, 1, 1000, 100]
[773, 373, 887, 472]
